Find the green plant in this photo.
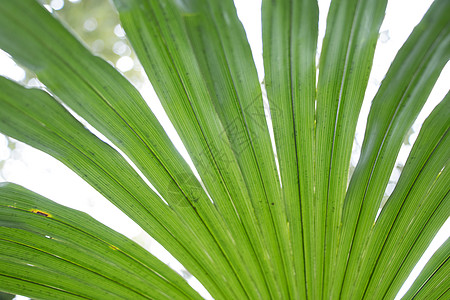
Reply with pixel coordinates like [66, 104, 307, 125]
[0, 0, 448, 299]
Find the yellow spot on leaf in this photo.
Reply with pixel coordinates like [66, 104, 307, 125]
[30, 209, 51, 217]
[109, 245, 119, 251]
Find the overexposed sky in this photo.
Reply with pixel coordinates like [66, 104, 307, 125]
[0, 1, 448, 299]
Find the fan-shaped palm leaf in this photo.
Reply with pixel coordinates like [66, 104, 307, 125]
[0, 0, 448, 299]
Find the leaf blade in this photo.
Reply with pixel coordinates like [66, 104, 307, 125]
[341, 92, 450, 299]
[262, 0, 319, 298]
[402, 238, 450, 300]
[0, 77, 234, 299]
[0, 183, 201, 300]
[334, 0, 450, 297]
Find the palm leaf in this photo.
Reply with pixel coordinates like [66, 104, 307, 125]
[0, 0, 448, 299]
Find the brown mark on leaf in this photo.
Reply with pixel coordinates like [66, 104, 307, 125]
[30, 209, 51, 217]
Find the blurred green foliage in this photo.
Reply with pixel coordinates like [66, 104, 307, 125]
[40, 0, 143, 85]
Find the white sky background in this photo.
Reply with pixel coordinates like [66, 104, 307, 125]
[0, 0, 449, 299]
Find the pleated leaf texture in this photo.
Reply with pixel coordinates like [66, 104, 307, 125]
[0, 0, 449, 299]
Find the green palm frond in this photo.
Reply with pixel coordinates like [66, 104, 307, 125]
[0, 0, 448, 299]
